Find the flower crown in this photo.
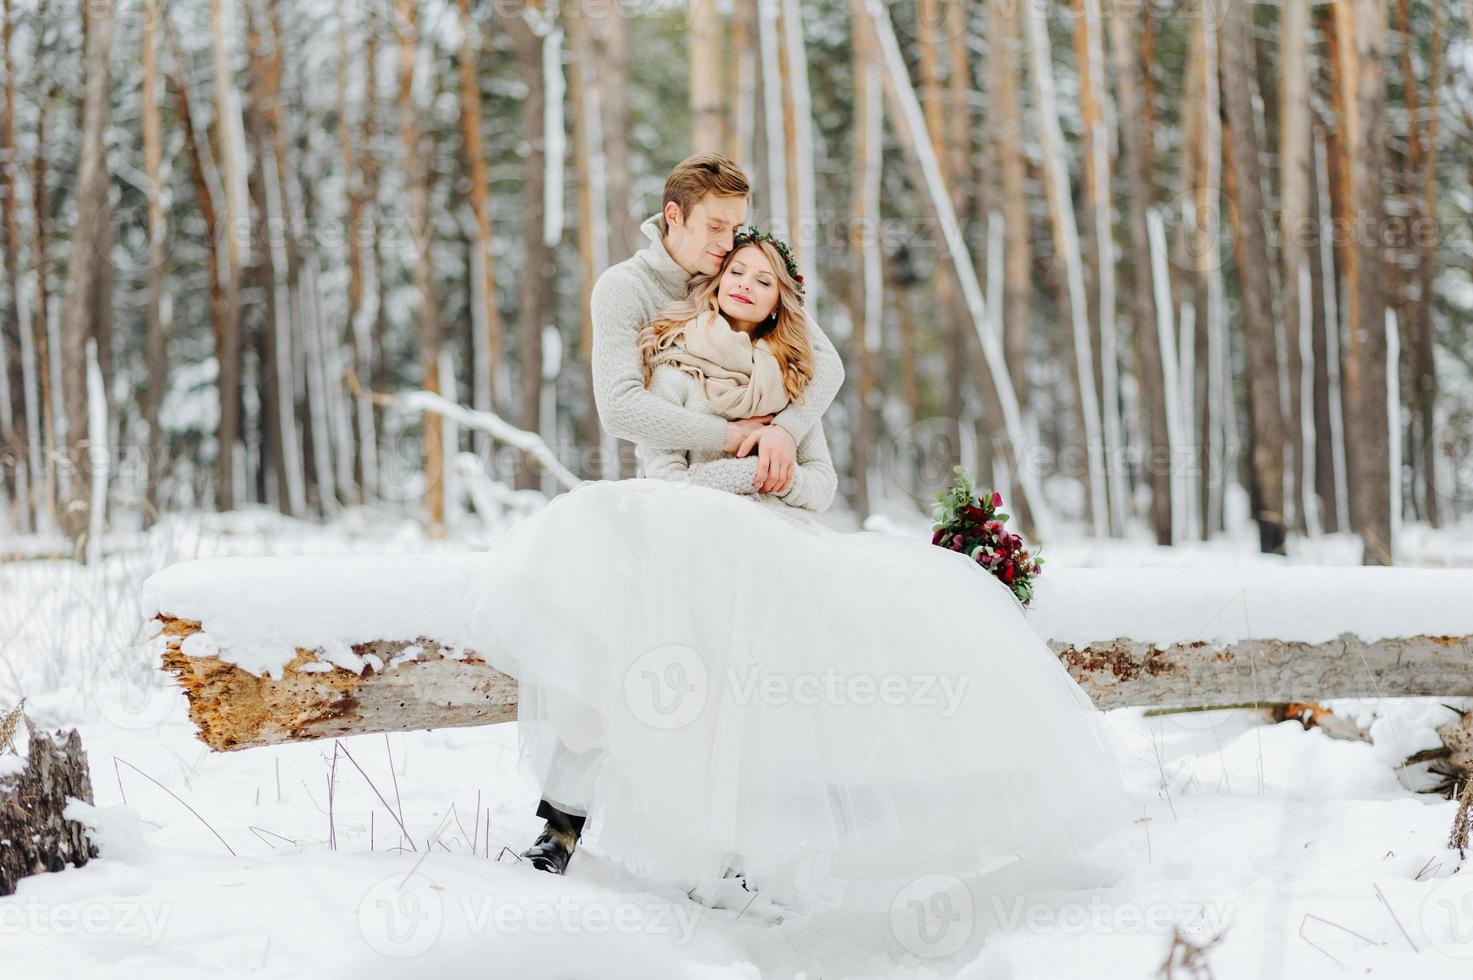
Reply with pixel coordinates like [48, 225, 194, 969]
[732, 226, 805, 296]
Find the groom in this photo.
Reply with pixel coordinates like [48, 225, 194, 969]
[518, 152, 847, 874]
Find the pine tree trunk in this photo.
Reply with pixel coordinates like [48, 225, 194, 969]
[1109, 2, 1168, 544]
[505, 4, 550, 494]
[58, 0, 114, 556]
[986, 0, 1030, 449]
[458, 0, 505, 465]
[142, 0, 169, 528]
[569, 0, 609, 474]
[690, 0, 727, 152]
[848, 0, 880, 517]
[1025, 0, 1107, 536]
[397, 0, 445, 532]
[1220, 0, 1286, 554]
[1347, 0, 1392, 564]
[212, 0, 247, 512]
[0, 0, 24, 522]
[1279, 0, 1314, 536]
[1407, 0, 1442, 527]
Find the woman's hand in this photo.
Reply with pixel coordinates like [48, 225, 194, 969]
[737, 425, 797, 494]
[724, 415, 774, 455]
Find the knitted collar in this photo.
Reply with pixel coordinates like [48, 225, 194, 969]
[638, 214, 693, 294]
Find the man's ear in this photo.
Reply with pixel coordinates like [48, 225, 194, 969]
[663, 201, 684, 228]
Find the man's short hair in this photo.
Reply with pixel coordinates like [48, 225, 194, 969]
[660, 153, 750, 232]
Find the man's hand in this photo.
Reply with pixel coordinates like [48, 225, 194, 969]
[724, 415, 774, 455]
[737, 425, 797, 494]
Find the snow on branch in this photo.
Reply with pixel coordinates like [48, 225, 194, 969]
[347, 370, 582, 491]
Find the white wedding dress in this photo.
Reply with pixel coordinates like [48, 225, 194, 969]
[468, 478, 1135, 911]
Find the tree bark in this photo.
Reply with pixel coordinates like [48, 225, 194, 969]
[1219, 0, 1287, 554]
[1109, 2, 1168, 544]
[212, 0, 247, 512]
[397, 0, 445, 532]
[458, 0, 505, 467]
[156, 617, 517, 752]
[58, 0, 114, 556]
[504, 4, 551, 494]
[1279, 0, 1314, 537]
[141, 0, 170, 529]
[1346, 0, 1392, 564]
[689, 0, 727, 152]
[0, 718, 99, 896]
[1024, 0, 1107, 536]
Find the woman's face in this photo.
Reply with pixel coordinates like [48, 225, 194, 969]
[716, 245, 780, 326]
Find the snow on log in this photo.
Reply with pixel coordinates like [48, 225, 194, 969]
[142, 554, 517, 752]
[1, 716, 100, 897]
[141, 557, 1473, 749]
[1031, 566, 1473, 708]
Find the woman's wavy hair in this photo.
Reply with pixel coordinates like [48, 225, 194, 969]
[636, 239, 813, 403]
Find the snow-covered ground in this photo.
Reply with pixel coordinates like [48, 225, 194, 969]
[4, 503, 1473, 978]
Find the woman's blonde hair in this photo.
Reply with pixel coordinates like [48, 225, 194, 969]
[637, 239, 814, 402]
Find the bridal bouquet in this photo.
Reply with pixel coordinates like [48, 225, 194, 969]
[930, 466, 1043, 607]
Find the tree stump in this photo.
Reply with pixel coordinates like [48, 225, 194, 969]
[0, 718, 100, 897]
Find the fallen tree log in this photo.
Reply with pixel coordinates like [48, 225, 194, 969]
[1048, 633, 1473, 710]
[1, 716, 100, 896]
[142, 557, 1473, 750]
[155, 616, 517, 752]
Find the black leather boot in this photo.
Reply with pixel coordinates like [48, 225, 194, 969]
[520, 800, 586, 875]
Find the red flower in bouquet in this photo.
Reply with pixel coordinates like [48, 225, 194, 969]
[929, 466, 1044, 606]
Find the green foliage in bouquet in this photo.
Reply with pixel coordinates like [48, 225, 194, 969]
[930, 466, 1044, 606]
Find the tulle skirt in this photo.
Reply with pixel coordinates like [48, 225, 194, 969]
[467, 478, 1135, 911]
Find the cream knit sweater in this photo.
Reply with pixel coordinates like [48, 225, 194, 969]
[591, 214, 845, 465]
[642, 363, 838, 524]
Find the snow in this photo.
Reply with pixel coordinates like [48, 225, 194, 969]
[7, 508, 1473, 976]
[139, 553, 492, 679]
[142, 552, 1473, 681]
[1030, 565, 1473, 647]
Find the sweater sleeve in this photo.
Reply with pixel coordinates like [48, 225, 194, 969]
[687, 419, 837, 511]
[590, 269, 729, 453]
[639, 365, 700, 482]
[769, 312, 845, 444]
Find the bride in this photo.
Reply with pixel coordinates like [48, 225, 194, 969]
[468, 229, 1135, 913]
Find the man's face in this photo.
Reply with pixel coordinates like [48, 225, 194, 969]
[664, 193, 749, 277]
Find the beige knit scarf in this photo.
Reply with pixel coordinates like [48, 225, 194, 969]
[648, 309, 791, 420]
